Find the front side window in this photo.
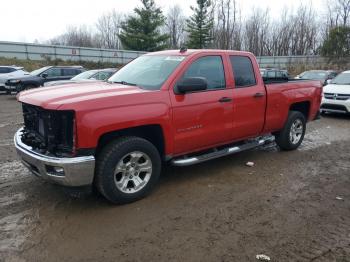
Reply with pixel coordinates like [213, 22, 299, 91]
[45, 68, 61, 77]
[182, 56, 226, 90]
[108, 55, 185, 90]
[230, 56, 256, 87]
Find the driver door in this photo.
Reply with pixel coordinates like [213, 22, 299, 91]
[170, 55, 234, 155]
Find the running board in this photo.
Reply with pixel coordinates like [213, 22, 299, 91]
[171, 136, 275, 166]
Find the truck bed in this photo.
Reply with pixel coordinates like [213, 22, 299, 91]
[263, 79, 323, 133]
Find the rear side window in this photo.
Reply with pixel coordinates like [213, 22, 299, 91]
[267, 71, 276, 78]
[183, 56, 226, 90]
[63, 68, 79, 76]
[230, 56, 256, 87]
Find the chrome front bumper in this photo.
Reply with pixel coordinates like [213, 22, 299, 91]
[14, 128, 95, 187]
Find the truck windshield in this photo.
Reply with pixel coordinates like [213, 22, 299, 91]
[331, 72, 350, 85]
[108, 55, 185, 90]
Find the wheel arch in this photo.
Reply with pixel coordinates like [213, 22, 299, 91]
[96, 125, 166, 160]
[289, 101, 310, 120]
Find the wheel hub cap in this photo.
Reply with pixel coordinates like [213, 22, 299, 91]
[289, 119, 303, 145]
[114, 151, 153, 194]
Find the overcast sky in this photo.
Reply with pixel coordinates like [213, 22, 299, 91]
[0, 0, 326, 43]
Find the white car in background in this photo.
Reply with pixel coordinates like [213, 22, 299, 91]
[321, 71, 350, 114]
[44, 68, 117, 87]
[0, 66, 29, 93]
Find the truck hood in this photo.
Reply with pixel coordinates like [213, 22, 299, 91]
[323, 84, 350, 95]
[17, 81, 151, 110]
[44, 79, 99, 87]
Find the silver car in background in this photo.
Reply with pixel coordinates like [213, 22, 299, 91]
[44, 68, 118, 87]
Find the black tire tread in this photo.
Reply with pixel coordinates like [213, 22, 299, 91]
[275, 110, 306, 151]
[95, 136, 161, 204]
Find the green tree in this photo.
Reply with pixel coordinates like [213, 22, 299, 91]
[186, 0, 214, 49]
[119, 0, 168, 51]
[321, 26, 350, 57]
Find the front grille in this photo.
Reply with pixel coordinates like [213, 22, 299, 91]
[324, 93, 350, 101]
[321, 103, 348, 112]
[21, 103, 75, 156]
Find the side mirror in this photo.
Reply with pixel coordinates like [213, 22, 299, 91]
[41, 73, 48, 78]
[326, 79, 332, 85]
[175, 77, 207, 94]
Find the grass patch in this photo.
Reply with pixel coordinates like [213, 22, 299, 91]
[0, 56, 122, 72]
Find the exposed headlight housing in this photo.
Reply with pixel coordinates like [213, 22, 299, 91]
[21, 103, 76, 157]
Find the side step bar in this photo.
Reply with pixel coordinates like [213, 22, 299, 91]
[171, 135, 275, 167]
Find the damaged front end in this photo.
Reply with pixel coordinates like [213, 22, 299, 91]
[21, 103, 75, 157]
[14, 103, 95, 187]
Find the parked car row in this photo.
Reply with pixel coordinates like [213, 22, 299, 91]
[295, 70, 338, 86]
[0, 65, 118, 93]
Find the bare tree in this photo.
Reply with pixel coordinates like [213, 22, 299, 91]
[165, 5, 186, 49]
[96, 10, 123, 49]
[213, 0, 242, 50]
[335, 0, 350, 26]
[243, 8, 270, 56]
[49, 25, 97, 47]
[283, 5, 318, 55]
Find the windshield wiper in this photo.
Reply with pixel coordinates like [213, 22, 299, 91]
[112, 80, 137, 86]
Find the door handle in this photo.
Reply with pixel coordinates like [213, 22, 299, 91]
[218, 97, 233, 103]
[253, 92, 265, 98]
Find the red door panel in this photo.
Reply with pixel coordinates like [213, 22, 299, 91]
[171, 89, 233, 154]
[169, 54, 234, 155]
[228, 55, 266, 140]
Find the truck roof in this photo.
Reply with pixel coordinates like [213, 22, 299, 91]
[146, 49, 254, 57]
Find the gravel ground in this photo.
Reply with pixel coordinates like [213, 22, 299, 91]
[0, 94, 349, 262]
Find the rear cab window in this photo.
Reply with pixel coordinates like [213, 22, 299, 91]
[229, 56, 256, 88]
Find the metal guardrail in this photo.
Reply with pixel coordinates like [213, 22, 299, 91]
[0, 41, 146, 64]
[256, 55, 328, 68]
[0, 41, 340, 68]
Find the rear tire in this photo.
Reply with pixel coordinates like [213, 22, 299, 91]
[95, 136, 161, 204]
[275, 111, 306, 151]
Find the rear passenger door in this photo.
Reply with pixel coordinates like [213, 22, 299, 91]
[229, 55, 266, 140]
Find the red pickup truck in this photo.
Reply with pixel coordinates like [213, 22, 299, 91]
[15, 49, 322, 204]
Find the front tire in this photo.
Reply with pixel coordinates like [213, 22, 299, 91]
[275, 111, 306, 151]
[95, 137, 161, 204]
